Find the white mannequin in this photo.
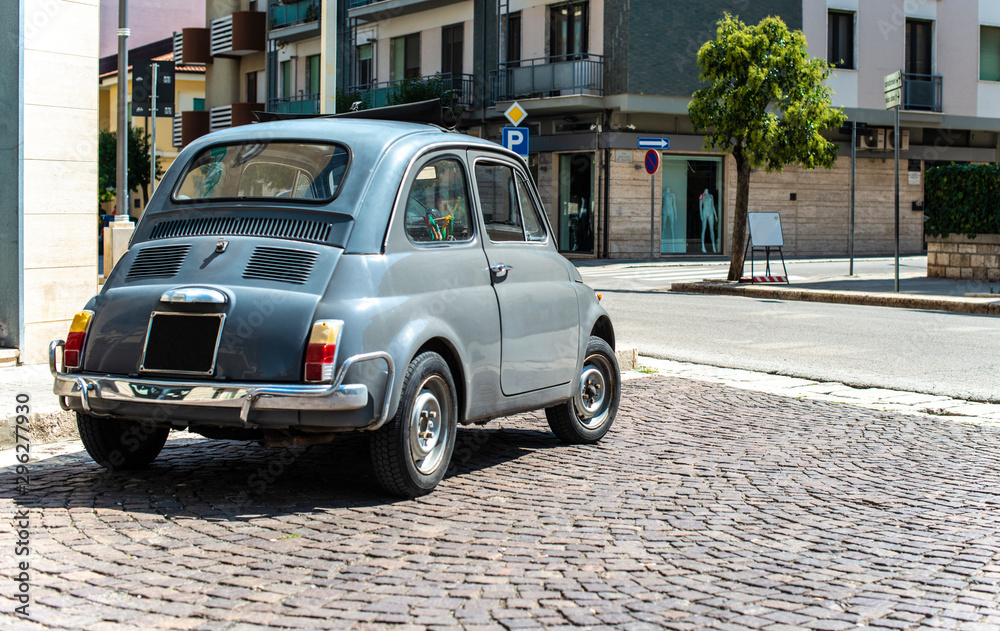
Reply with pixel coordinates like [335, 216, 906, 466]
[661, 187, 677, 246]
[699, 189, 717, 253]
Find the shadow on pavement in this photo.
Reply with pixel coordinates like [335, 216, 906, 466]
[7, 423, 561, 518]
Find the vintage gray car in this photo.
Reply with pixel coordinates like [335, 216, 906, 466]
[51, 104, 619, 497]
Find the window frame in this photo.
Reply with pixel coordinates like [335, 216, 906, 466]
[827, 10, 856, 70]
[473, 157, 550, 246]
[401, 155, 476, 247]
[170, 140, 353, 205]
[981, 25, 1000, 82]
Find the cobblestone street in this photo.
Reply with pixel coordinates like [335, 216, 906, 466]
[4, 375, 1000, 630]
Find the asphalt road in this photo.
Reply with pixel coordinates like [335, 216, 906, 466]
[601, 290, 1000, 403]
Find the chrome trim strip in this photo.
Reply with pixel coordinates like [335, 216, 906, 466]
[50, 342, 395, 429]
[160, 287, 228, 304]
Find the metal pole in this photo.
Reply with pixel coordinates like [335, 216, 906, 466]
[894, 101, 900, 292]
[650, 173, 655, 258]
[850, 122, 856, 275]
[116, 0, 129, 221]
[150, 62, 157, 196]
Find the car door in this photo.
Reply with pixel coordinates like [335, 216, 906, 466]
[468, 150, 580, 396]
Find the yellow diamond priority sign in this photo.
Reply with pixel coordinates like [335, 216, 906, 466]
[503, 102, 527, 126]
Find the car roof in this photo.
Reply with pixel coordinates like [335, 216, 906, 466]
[144, 117, 521, 254]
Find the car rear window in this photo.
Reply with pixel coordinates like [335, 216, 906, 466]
[173, 141, 349, 202]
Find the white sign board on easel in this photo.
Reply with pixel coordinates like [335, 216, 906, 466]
[748, 212, 784, 247]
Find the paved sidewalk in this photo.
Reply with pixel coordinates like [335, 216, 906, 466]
[671, 269, 1000, 316]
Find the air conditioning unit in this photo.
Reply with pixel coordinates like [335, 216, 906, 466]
[886, 128, 910, 151]
[860, 127, 885, 150]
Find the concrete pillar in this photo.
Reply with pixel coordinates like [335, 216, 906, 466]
[103, 219, 135, 277]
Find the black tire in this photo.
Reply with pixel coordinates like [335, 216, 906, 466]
[370, 352, 458, 498]
[545, 336, 620, 444]
[76, 413, 170, 471]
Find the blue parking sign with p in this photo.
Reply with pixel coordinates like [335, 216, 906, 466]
[502, 127, 529, 156]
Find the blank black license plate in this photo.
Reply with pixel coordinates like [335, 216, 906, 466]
[142, 313, 224, 374]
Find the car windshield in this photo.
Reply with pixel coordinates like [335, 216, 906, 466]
[173, 141, 349, 202]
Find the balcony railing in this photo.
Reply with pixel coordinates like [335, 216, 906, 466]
[269, 93, 320, 115]
[348, 0, 382, 8]
[348, 74, 474, 110]
[271, 0, 320, 30]
[903, 72, 942, 112]
[489, 54, 603, 105]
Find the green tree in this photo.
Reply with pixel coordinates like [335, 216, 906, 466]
[97, 126, 163, 211]
[688, 14, 846, 280]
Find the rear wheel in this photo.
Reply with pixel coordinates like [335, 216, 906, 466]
[76, 413, 170, 471]
[545, 336, 620, 444]
[370, 352, 457, 497]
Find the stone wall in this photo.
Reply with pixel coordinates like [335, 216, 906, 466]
[927, 234, 1000, 282]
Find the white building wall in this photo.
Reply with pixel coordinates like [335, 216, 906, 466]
[22, 0, 100, 363]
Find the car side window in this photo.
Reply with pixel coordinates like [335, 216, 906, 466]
[516, 173, 547, 242]
[404, 158, 473, 243]
[475, 162, 525, 243]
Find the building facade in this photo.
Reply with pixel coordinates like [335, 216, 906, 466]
[169, 0, 1000, 260]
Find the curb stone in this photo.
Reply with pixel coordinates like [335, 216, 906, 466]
[670, 281, 1000, 316]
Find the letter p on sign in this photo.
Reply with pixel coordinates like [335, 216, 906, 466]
[502, 127, 529, 156]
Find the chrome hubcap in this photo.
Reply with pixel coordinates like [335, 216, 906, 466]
[574, 354, 615, 430]
[408, 376, 451, 475]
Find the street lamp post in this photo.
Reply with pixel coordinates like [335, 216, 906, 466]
[116, 0, 129, 222]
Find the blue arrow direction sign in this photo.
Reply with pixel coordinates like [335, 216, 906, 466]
[637, 137, 670, 150]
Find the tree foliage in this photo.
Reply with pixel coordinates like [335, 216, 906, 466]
[689, 14, 845, 280]
[97, 126, 163, 210]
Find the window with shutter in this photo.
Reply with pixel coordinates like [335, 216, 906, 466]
[981, 26, 1000, 81]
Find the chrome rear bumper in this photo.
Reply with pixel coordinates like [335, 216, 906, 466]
[50, 341, 394, 429]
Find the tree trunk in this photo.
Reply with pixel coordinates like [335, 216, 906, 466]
[727, 144, 752, 281]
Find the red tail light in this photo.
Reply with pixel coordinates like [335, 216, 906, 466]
[304, 320, 344, 383]
[64, 311, 94, 371]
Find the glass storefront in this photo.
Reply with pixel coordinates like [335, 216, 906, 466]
[557, 152, 594, 253]
[660, 155, 723, 254]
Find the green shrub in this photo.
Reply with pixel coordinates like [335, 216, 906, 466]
[924, 163, 1000, 237]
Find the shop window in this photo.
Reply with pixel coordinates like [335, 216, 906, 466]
[660, 156, 722, 255]
[828, 11, 855, 69]
[557, 153, 594, 253]
[550, 1, 588, 61]
[981, 26, 1000, 81]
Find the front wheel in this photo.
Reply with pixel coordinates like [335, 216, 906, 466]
[76, 413, 170, 471]
[370, 352, 458, 497]
[545, 336, 620, 444]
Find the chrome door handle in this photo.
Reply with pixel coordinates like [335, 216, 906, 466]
[490, 263, 513, 278]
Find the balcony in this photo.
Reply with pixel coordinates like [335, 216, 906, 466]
[209, 103, 265, 132]
[269, 0, 320, 42]
[211, 11, 266, 57]
[269, 94, 320, 115]
[902, 73, 942, 113]
[490, 54, 603, 106]
[180, 110, 210, 146]
[174, 27, 211, 65]
[347, 74, 474, 110]
[348, 0, 466, 23]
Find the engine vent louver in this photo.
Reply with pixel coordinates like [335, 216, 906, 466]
[126, 245, 191, 280]
[243, 246, 319, 285]
[149, 217, 333, 244]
